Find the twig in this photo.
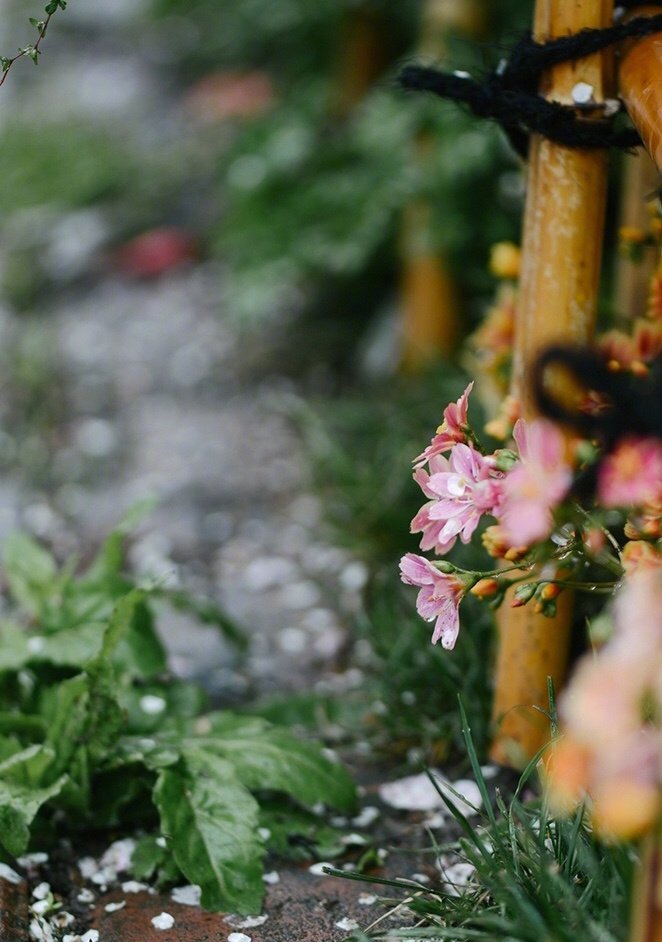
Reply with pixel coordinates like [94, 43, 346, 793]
[0, 1, 67, 89]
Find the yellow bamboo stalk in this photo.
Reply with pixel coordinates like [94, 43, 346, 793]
[400, 0, 484, 372]
[331, 5, 386, 120]
[619, 5, 662, 173]
[616, 151, 660, 319]
[490, 0, 614, 768]
[629, 829, 662, 942]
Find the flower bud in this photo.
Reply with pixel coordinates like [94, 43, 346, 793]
[491, 449, 518, 472]
[489, 242, 521, 280]
[470, 577, 500, 598]
[582, 527, 605, 556]
[433, 560, 457, 574]
[511, 582, 536, 607]
[539, 582, 561, 601]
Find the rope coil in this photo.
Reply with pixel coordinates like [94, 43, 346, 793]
[399, 13, 662, 155]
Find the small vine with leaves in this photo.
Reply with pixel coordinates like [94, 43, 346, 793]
[0, 0, 67, 88]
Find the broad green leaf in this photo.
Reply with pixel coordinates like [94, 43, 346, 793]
[3, 533, 57, 617]
[0, 774, 67, 856]
[44, 674, 89, 782]
[115, 601, 166, 679]
[0, 621, 30, 672]
[0, 744, 55, 787]
[154, 753, 264, 914]
[190, 713, 356, 812]
[130, 833, 168, 881]
[91, 589, 144, 669]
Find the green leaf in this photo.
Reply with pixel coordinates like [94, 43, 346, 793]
[191, 713, 356, 812]
[130, 834, 168, 881]
[0, 744, 55, 788]
[154, 753, 264, 914]
[3, 533, 57, 618]
[0, 775, 67, 856]
[115, 600, 166, 678]
[91, 589, 144, 669]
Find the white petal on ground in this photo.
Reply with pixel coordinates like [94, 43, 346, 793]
[17, 852, 48, 868]
[51, 912, 75, 928]
[227, 934, 252, 942]
[77, 888, 95, 903]
[171, 884, 202, 906]
[30, 900, 51, 916]
[29, 917, 54, 942]
[351, 806, 380, 828]
[77, 857, 98, 879]
[226, 914, 269, 929]
[0, 863, 23, 884]
[152, 912, 175, 930]
[104, 901, 127, 912]
[379, 772, 482, 816]
[32, 882, 50, 900]
[100, 837, 136, 873]
[307, 861, 333, 875]
[262, 870, 280, 884]
[358, 893, 377, 905]
[81, 933, 100, 942]
[439, 860, 477, 897]
[335, 917, 360, 931]
[121, 880, 149, 893]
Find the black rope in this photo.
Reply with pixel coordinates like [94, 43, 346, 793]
[399, 14, 662, 155]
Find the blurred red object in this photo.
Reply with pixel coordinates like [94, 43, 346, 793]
[115, 228, 198, 279]
[185, 71, 275, 122]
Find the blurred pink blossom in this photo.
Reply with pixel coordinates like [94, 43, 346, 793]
[399, 553, 466, 649]
[414, 382, 473, 468]
[597, 436, 662, 508]
[500, 418, 572, 546]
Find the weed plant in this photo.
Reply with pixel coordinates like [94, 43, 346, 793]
[0, 525, 356, 913]
[338, 709, 634, 941]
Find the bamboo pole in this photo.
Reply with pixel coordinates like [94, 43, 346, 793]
[630, 829, 662, 942]
[490, 0, 614, 768]
[616, 151, 660, 319]
[400, 0, 484, 372]
[619, 5, 662, 173]
[331, 5, 387, 120]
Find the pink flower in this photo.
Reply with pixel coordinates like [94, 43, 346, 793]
[399, 553, 465, 649]
[499, 418, 572, 546]
[414, 382, 474, 468]
[412, 444, 503, 555]
[597, 437, 662, 508]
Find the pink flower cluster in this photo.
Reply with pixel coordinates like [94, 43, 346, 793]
[401, 383, 573, 648]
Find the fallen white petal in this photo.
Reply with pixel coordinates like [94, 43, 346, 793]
[358, 893, 377, 905]
[335, 917, 360, 931]
[77, 888, 95, 903]
[262, 870, 280, 885]
[30, 899, 51, 916]
[105, 900, 127, 912]
[171, 884, 201, 906]
[351, 806, 380, 828]
[17, 852, 48, 868]
[307, 861, 332, 875]
[227, 934, 251, 942]
[77, 857, 97, 879]
[100, 838, 136, 873]
[82, 932, 100, 942]
[121, 880, 148, 893]
[152, 912, 175, 930]
[0, 863, 23, 884]
[32, 882, 50, 900]
[440, 861, 476, 897]
[227, 914, 268, 929]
